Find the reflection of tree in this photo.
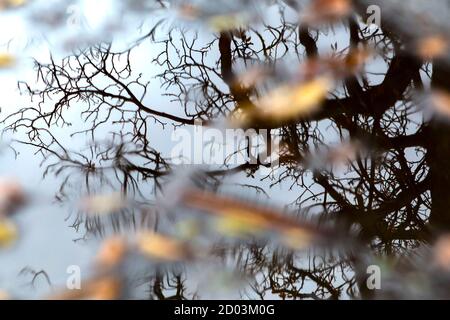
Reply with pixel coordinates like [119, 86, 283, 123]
[3, 1, 450, 299]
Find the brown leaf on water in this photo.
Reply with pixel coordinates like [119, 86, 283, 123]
[181, 190, 323, 246]
[0, 0, 25, 10]
[303, 0, 352, 25]
[96, 236, 127, 267]
[0, 178, 25, 216]
[50, 277, 121, 300]
[433, 234, 450, 270]
[416, 35, 448, 60]
[86, 277, 121, 300]
[0, 219, 18, 248]
[136, 232, 191, 262]
[430, 90, 450, 118]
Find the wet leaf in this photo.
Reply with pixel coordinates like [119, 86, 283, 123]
[96, 236, 127, 267]
[280, 228, 314, 250]
[50, 277, 121, 300]
[0, 0, 25, 10]
[0, 53, 15, 69]
[0, 219, 18, 248]
[177, 4, 201, 20]
[182, 190, 323, 246]
[303, 0, 352, 25]
[416, 35, 448, 60]
[86, 277, 121, 300]
[430, 90, 450, 118]
[208, 14, 248, 32]
[136, 232, 190, 262]
[214, 208, 271, 237]
[0, 178, 25, 216]
[254, 76, 333, 122]
[342, 47, 372, 74]
[0, 290, 10, 300]
[433, 234, 450, 270]
[79, 192, 127, 215]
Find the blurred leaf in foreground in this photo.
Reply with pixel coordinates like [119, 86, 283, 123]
[0, 0, 25, 10]
[176, 1, 255, 31]
[136, 232, 192, 262]
[433, 234, 450, 270]
[50, 276, 122, 300]
[302, 0, 352, 25]
[281, 228, 315, 250]
[251, 76, 332, 123]
[96, 236, 128, 268]
[430, 90, 450, 119]
[0, 178, 25, 216]
[208, 13, 248, 32]
[416, 35, 448, 60]
[214, 209, 270, 238]
[0, 219, 18, 248]
[0, 290, 10, 300]
[79, 192, 127, 215]
[260, 76, 332, 118]
[0, 54, 15, 69]
[181, 190, 323, 248]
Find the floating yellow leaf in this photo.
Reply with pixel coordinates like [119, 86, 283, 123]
[136, 232, 190, 262]
[0, 0, 25, 10]
[79, 192, 127, 215]
[417, 35, 448, 60]
[215, 208, 270, 237]
[96, 236, 127, 267]
[208, 14, 248, 32]
[0, 219, 18, 248]
[0, 53, 15, 69]
[256, 76, 332, 122]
